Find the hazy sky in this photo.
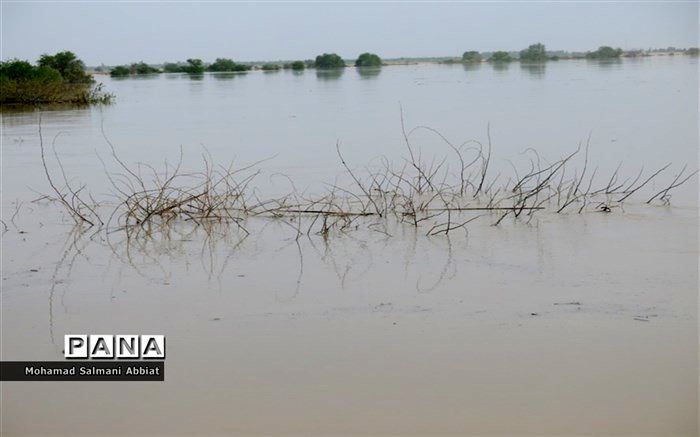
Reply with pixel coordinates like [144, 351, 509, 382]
[2, 1, 698, 65]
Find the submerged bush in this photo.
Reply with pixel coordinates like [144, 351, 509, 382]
[519, 43, 547, 62]
[489, 51, 513, 62]
[207, 58, 250, 72]
[462, 51, 482, 63]
[1, 54, 112, 105]
[110, 65, 131, 77]
[110, 62, 160, 77]
[586, 46, 623, 59]
[290, 61, 305, 70]
[261, 64, 281, 71]
[131, 62, 160, 74]
[355, 53, 382, 67]
[182, 59, 205, 74]
[314, 53, 345, 69]
[163, 63, 183, 73]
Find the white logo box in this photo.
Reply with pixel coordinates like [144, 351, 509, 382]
[64, 335, 165, 359]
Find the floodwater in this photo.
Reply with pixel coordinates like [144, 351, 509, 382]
[1, 57, 698, 436]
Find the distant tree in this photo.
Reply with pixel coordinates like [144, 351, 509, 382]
[586, 46, 623, 59]
[355, 53, 382, 67]
[519, 43, 547, 62]
[131, 62, 160, 74]
[207, 58, 236, 72]
[38, 51, 92, 83]
[110, 66, 131, 77]
[207, 58, 250, 72]
[261, 64, 281, 71]
[686, 48, 699, 56]
[489, 51, 513, 62]
[462, 51, 482, 63]
[314, 53, 345, 69]
[304, 59, 315, 68]
[290, 61, 305, 71]
[163, 63, 183, 73]
[182, 58, 205, 74]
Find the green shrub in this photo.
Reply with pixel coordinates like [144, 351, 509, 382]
[163, 63, 183, 73]
[131, 62, 160, 74]
[586, 46, 623, 59]
[110, 66, 130, 77]
[519, 43, 547, 62]
[261, 64, 281, 71]
[355, 53, 382, 67]
[207, 58, 250, 72]
[291, 61, 305, 71]
[1, 55, 111, 104]
[0, 60, 62, 82]
[489, 51, 513, 62]
[111, 62, 160, 77]
[207, 58, 236, 72]
[232, 63, 251, 72]
[182, 58, 205, 74]
[314, 53, 345, 69]
[462, 51, 482, 63]
[38, 51, 92, 83]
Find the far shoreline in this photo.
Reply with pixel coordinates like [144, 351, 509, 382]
[88, 50, 696, 75]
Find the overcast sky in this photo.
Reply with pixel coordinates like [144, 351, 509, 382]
[2, 1, 698, 65]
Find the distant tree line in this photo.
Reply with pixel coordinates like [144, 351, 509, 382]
[456, 43, 671, 65]
[102, 45, 697, 79]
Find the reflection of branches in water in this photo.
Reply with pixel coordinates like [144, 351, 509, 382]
[104, 218, 250, 284]
[416, 234, 458, 293]
[273, 237, 304, 303]
[48, 225, 91, 350]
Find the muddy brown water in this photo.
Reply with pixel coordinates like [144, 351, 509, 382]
[1, 58, 698, 435]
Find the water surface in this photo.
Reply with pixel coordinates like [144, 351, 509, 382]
[1, 57, 698, 436]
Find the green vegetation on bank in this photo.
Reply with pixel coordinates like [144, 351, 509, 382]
[585, 46, 623, 59]
[39, 51, 93, 83]
[163, 63, 183, 73]
[462, 51, 482, 63]
[1, 51, 111, 105]
[489, 51, 513, 62]
[183, 59, 205, 74]
[519, 43, 547, 62]
[314, 53, 345, 69]
[110, 62, 160, 77]
[355, 53, 382, 67]
[261, 64, 281, 71]
[158, 59, 207, 74]
[207, 58, 251, 72]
